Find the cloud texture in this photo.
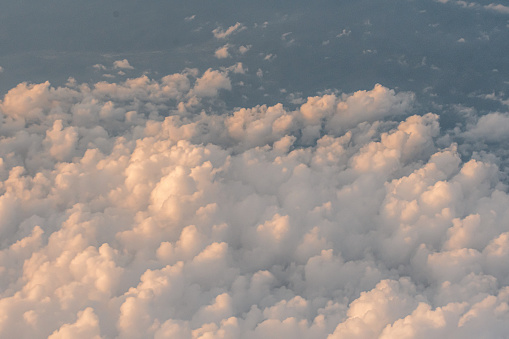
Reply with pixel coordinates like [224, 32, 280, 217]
[1, 67, 509, 338]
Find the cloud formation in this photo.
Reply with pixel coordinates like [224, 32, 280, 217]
[113, 59, 134, 70]
[212, 22, 246, 39]
[0, 66, 509, 338]
[484, 3, 509, 14]
[215, 45, 230, 59]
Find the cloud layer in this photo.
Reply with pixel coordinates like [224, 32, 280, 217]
[0, 67, 509, 338]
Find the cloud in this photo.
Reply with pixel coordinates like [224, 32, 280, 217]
[436, 0, 509, 14]
[239, 45, 252, 54]
[263, 54, 276, 61]
[190, 68, 231, 97]
[223, 62, 246, 74]
[484, 3, 509, 14]
[336, 29, 351, 38]
[93, 64, 107, 71]
[1, 70, 509, 338]
[212, 22, 246, 39]
[215, 44, 230, 59]
[48, 308, 103, 339]
[299, 83, 415, 139]
[0, 81, 52, 122]
[113, 59, 134, 70]
[463, 112, 509, 142]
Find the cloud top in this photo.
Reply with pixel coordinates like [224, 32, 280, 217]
[0, 69, 509, 338]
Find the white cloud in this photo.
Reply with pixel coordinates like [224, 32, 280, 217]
[93, 64, 106, 71]
[190, 68, 232, 97]
[436, 0, 509, 13]
[43, 119, 78, 161]
[463, 112, 509, 142]
[48, 308, 103, 339]
[223, 62, 246, 74]
[299, 83, 415, 135]
[1, 72, 509, 338]
[239, 45, 252, 54]
[263, 54, 276, 61]
[113, 59, 134, 70]
[0, 81, 52, 122]
[215, 44, 230, 59]
[212, 22, 246, 39]
[484, 3, 509, 14]
[336, 29, 351, 38]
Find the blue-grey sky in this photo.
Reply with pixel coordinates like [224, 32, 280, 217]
[1, 0, 508, 114]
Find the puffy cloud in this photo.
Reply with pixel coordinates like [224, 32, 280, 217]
[0, 81, 52, 122]
[212, 22, 246, 39]
[225, 62, 246, 74]
[484, 3, 509, 14]
[300, 84, 414, 129]
[190, 69, 232, 97]
[463, 112, 509, 142]
[93, 64, 107, 71]
[239, 45, 252, 54]
[215, 44, 231, 59]
[44, 120, 78, 161]
[48, 308, 104, 339]
[113, 59, 134, 70]
[329, 278, 421, 339]
[1, 69, 509, 338]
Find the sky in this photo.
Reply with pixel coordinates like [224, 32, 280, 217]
[1, 1, 509, 338]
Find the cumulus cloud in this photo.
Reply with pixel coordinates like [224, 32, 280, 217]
[93, 64, 107, 71]
[463, 112, 509, 142]
[215, 44, 230, 59]
[212, 22, 246, 39]
[190, 68, 231, 97]
[239, 45, 252, 54]
[223, 62, 246, 74]
[1, 68, 509, 338]
[113, 59, 134, 70]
